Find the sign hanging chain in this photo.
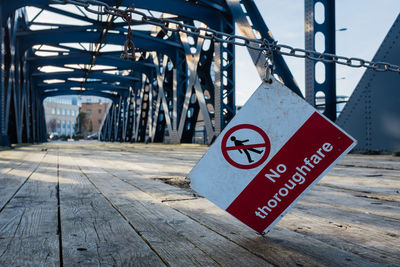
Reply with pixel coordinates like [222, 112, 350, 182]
[120, 5, 136, 61]
[262, 39, 276, 83]
[49, 0, 400, 74]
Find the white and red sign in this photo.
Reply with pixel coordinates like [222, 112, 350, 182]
[189, 78, 356, 234]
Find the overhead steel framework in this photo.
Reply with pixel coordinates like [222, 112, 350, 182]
[1, 0, 399, 151]
[0, 0, 302, 145]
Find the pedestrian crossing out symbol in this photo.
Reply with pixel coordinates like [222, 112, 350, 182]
[221, 124, 271, 169]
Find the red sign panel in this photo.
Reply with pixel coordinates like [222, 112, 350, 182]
[226, 112, 354, 233]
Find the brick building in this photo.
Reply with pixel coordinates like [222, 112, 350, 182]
[80, 102, 109, 136]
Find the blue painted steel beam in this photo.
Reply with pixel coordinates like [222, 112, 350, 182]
[305, 0, 336, 121]
[1, 0, 240, 145]
[43, 88, 127, 97]
[42, 90, 120, 102]
[17, 28, 181, 60]
[120, 0, 226, 28]
[43, 5, 103, 24]
[198, 0, 227, 13]
[314, 0, 336, 121]
[1, 0, 227, 28]
[0, 4, 8, 145]
[37, 81, 128, 91]
[27, 6, 99, 28]
[31, 70, 140, 85]
[28, 53, 155, 75]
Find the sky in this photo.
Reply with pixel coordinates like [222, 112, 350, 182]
[235, 0, 399, 105]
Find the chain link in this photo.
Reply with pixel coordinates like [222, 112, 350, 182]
[48, 0, 400, 74]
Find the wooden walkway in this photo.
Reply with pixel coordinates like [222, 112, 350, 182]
[0, 142, 399, 266]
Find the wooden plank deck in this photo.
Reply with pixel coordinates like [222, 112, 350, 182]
[0, 142, 399, 266]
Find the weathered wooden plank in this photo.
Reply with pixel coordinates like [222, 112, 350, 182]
[75, 156, 271, 267]
[279, 208, 400, 265]
[12, 142, 395, 267]
[292, 200, 400, 238]
[0, 149, 30, 174]
[306, 185, 400, 220]
[339, 155, 400, 170]
[103, 170, 326, 266]
[73, 157, 219, 267]
[320, 174, 400, 198]
[0, 152, 59, 266]
[58, 155, 165, 266]
[88, 155, 197, 201]
[78, 150, 382, 267]
[0, 150, 46, 211]
[329, 165, 400, 178]
[166, 197, 383, 267]
[80, 144, 399, 266]
[106, 156, 191, 179]
[86, 144, 202, 178]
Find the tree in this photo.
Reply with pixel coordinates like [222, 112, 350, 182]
[47, 119, 57, 133]
[75, 112, 90, 138]
[88, 119, 93, 134]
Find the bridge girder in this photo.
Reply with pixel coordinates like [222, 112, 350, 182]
[18, 27, 182, 60]
[37, 81, 128, 91]
[0, 0, 300, 146]
[1, 0, 228, 28]
[32, 70, 140, 85]
[43, 90, 119, 102]
[28, 53, 156, 75]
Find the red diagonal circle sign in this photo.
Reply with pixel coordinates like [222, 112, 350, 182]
[221, 124, 271, 169]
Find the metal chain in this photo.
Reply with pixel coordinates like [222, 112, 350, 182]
[120, 5, 136, 60]
[48, 0, 400, 74]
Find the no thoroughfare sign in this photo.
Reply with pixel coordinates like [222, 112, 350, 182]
[221, 124, 271, 169]
[189, 78, 356, 234]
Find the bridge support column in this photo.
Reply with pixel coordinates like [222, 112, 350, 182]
[214, 16, 235, 136]
[0, 17, 10, 146]
[305, 0, 336, 121]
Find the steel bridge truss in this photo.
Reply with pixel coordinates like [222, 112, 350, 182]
[0, 0, 301, 145]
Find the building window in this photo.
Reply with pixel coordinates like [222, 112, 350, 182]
[87, 109, 92, 115]
[66, 110, 70, 116]
[98, 120, 101, 124]
[71, 110, 75, 116]
[57, 109, 61, 115]
[98, 109, 102, 114]
[52, 108, 56, 115]
[62, 109, 66, 116]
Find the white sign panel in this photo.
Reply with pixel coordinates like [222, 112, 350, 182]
[189, 79, 356, 233]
